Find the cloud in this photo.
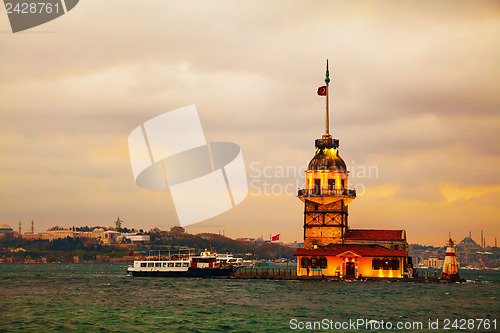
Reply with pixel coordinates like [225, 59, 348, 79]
[439, 184, 500, 203]
[0, 0, 499, 245]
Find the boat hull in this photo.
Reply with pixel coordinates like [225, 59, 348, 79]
[128, 267, 233, 277]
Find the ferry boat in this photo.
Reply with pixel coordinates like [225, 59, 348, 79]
[127, 249, 234, 277]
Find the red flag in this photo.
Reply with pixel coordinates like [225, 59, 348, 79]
[129, 252, 134, 256]
[317, 86, 327, 96]
[271, 234, 280, 241]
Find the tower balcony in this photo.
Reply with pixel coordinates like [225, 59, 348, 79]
[298, 188, 356, 205]
[315, 137, 339, 149]
[298, 188, 356, 197]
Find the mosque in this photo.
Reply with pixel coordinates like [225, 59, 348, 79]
[294, 63, 412, 279]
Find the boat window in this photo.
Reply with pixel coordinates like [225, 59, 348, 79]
[147, 263, 154, 267]
[155, 263, 161, 267]
[175, 263, 181, 267]
[183, 262, 189, 267]
[382, 259, 390, 270]
[168, 262, 174, 267]
[140, 263, 146, 267]
[162, 262, 167, 267]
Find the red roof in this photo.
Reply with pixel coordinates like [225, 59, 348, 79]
[345, 229, 404, 240]
[294, 244, 406, 257]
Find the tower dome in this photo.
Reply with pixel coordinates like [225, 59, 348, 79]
[308, 147, 346, 171]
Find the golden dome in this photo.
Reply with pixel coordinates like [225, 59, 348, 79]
[307, 148, 346, 171]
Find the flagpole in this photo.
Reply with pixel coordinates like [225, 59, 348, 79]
[325, 59, 330, 135]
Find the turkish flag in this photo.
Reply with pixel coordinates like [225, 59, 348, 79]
[271, 234, 280, 241]
[317, 86, 327, 96]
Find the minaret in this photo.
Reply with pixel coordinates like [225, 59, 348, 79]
[31, 220, 34, 234]
[298, 61, 356, 248]
[18, 220, 22, 235]
[441, 237, 461, 281]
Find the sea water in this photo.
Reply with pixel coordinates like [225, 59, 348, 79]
[0, 264, 498, 332]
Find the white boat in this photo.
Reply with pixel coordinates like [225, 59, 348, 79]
[215, 253, 243, 266]
[127, 249, 233, 277]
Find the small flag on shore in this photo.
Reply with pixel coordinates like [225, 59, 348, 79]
[317, 86, 327, 96]
[271, 234, 280, 241]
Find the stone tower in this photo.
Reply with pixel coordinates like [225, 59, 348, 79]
[297, 61, 356, 248]
[115, 217, 122, 230]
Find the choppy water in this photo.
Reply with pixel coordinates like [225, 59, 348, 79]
[0, 265, 498, 332]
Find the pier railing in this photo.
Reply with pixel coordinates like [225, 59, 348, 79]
[235, 268, 297, 278]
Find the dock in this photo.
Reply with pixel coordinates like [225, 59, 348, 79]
[231, 267, 446, 282]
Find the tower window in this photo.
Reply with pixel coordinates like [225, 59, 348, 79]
[341, 180, 345, 191]
[314, 179, 321, 195]
[328, 179, 335, 191]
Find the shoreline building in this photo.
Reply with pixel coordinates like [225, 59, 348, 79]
[294, 62, 412, 279]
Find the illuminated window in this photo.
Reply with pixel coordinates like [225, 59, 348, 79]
[328, 179, 335, 191]
[319, 257, 327, 268]
[175, 262, 182, 267]
[314, 179, 321, 195]
[300, 258, 308, 268]
[168, 262, 174, 267]
[183, 262, 189, 267]
[147, 263, 154, 267]
[383, 259, 390, 270]
[140, 263, 146, 267]
[311, 258, 318, 268]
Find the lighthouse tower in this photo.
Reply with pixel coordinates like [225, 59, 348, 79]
[441, 238, 460, 280]
[298, 61, 356, 248]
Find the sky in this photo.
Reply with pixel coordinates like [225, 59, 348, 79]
[1, 0, 499, 246]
